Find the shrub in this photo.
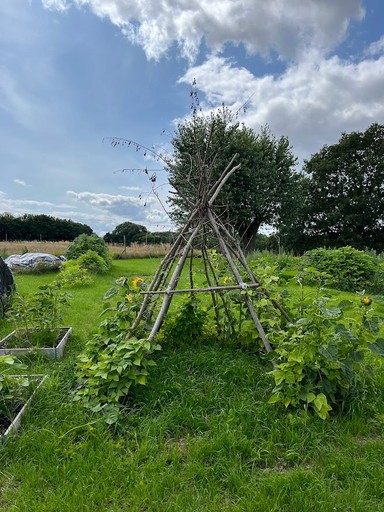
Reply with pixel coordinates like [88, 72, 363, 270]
[305, 246, 382, 292]
[76, 250, 109, 274]
[65, 234, 112, 270]
[56, 260, 93, 288]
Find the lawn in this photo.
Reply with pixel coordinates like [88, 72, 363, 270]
[1, 258, 384, 511]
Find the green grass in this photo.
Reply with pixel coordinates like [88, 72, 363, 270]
[1, 259, 384, 511]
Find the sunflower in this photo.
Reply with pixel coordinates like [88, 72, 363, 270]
[361, 296, 372, 306]
[132, 277, 145, 290]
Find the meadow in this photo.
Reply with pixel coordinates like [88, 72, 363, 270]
[0, 241, 171, 260]
[1, 251, 384, 511]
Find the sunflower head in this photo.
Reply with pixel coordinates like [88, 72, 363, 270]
[361, 296, 372, 306]
[132, 277, 145, 290]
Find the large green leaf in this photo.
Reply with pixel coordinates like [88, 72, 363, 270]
[368, 338, 384, 356]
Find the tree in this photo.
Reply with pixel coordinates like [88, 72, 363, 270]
[103, 221, 148, 245]
[167, 108, 298, 252]
[298, 123, 384, 251]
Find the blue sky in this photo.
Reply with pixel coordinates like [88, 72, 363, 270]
[1, 0, 384, 236]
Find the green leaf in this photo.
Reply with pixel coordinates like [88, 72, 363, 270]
[136, 375, 147, 385]
[363, 316, 379, 335]
[268, 393, 281, 404]
[337, 300, 354, 310]
[320, 307, 341, 319]
[313, 393, 328, 409]
[368, 338, 384, 356]
[273, 369, 285, 386]
[318, 342, 338, 361]
[103, 287, 119, 300]
[283, 397, 291, 408]
[306, 392, 316, 403]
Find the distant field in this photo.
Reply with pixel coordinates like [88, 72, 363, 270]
[0, 240, 171, 259]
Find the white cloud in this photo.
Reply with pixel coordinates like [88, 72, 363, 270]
[14, 179, 31, 187]
[43, 0, 364, 61]
[179, 52, 384, 162]
[66, 190, 170, 226]
[119, 186, 142, 192]
[41, 0, 70, 11]
[366, 36, 384, 56]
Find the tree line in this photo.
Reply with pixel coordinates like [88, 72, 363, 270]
[0, 213, 174, 245]
[0, 213, 93, 242]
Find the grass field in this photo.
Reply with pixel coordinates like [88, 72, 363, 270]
[0, 241, 172, 259]
[1, 259, 384, 511]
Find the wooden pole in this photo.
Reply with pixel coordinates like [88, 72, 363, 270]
[147, 223, 201, 342]
[207, 209, 273, 353]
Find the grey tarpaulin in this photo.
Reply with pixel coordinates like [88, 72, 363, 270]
[4, 253, 66, 273]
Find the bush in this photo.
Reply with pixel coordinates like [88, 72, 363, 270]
[56, 260, 93, 288]
[65, 234, 112, 270]
[76, 250, 109, 274]
[305, 246, 383, 292]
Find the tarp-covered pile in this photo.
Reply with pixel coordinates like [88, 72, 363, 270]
[5, 253, 66, 273]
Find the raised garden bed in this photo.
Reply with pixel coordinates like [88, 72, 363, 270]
[0, 374, 46, 440]
[0, 327, 72, 359]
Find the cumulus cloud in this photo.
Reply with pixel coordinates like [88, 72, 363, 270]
[179, 52, 384, 162]
[67, 190, 170, 226]
[42, 0, 364, 61]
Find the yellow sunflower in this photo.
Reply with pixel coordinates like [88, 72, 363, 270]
[361, 296, 372, 306]
[132, 277, 145, 290]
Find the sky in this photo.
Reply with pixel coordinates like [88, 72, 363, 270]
[1, 0, 384, 236]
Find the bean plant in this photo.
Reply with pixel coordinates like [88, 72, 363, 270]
[74, 276, 160, 424]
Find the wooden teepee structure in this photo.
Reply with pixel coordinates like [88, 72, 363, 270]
[128, 150, 289, 352]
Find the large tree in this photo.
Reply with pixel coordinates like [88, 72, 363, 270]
[298, 123, 384, 251]
[104, 221, 148, 245]
[167, 109, 298, 252]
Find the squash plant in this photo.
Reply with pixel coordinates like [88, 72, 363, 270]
[269, 268, 384, 419]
